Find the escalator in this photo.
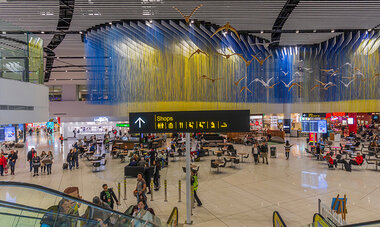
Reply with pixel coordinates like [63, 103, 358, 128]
[0, 181, 178, 227]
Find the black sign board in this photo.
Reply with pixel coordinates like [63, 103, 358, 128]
[129, 110, 250, 133]
[302, 113, 326, 118]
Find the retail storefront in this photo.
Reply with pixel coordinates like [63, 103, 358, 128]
[60, 117, 129, 139]
[249, 115, 263, 131]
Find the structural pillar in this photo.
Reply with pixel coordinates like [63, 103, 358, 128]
[185, 132, 192, 224]
[283, 103, 291, 134]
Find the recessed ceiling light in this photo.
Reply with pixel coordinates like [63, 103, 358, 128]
[313, 30, 316, 33]
[2, 31, 6, 34]
[54, 79, 57, 81]
[56, 57, 59, 59]
[260, 31, 264, 34]
[191, 20, 194, 24]
[295, 30, 299, 33]
[70, 78, 73, 80]
[79, 31, 83, 34]
[368, 29, 372, 32]
[109, 22, 112, 25]
[149, 20, 153, 23]
[41, 31, 45, 34]
[83, 57, 86, 59]
[86, 70, 88, 72]
[331, 30, 335, 33]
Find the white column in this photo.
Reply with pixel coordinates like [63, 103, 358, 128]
[185, 132, 192, 224]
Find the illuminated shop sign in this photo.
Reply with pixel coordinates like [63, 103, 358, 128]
[116, 123, 130, 127]
[129, 110, 250, 133]
[302, 113, 326, 118]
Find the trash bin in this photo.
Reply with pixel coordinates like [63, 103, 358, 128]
[270, 147, 276, 158]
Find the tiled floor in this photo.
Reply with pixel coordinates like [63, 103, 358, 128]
[1, 133, 380, 226]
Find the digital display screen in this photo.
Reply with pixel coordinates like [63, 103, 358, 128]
[4, 126, 16, 141]
[302, 120, 327, 133]
[129, 110, 250, 133]
[347, 118, 354, 125]
[0, 127, 5, 142]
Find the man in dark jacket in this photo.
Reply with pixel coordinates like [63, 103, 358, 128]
[27, 148, 37, 172]
[73, 149, 79, 169]
[260, 142, 269, 164]
[100, 184, 120, 209]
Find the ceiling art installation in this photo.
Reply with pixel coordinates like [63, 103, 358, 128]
[84, 19, 380, 109]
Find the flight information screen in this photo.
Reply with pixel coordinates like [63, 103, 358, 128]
[302, 120, 327, 133]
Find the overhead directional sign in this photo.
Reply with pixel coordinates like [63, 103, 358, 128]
[129, 110, 250, 133]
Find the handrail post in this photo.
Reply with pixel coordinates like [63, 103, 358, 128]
[178, 180, 181, 202]
[150, 181, 154, 201]
[164, 179, 168, 202]
[123, 177, 127, 200]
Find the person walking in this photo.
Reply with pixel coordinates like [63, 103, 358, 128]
[191, 170, 202, 206]
[0, 153, 7, 176]
[45, 151, 54, 175]
[8, 150, 18, 175]
[284, 140, 293, 160]
[67, 149, 75, 170]
[60, 134, 64, 146]
[143, 164, 152, 194]
[260, 142, 269, 165]
[32, 153, 41, 176]
[27, 148, 37, 172]
[100, 184, 120, 209]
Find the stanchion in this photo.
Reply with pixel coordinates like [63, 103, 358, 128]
[178, 180, 182, 202]
[191, 186, 194, 215]
[164, 179, 168, 202]
[123, 177, 127, 200]
[150, 181, 154, 201]
[117, 182, 121, 202]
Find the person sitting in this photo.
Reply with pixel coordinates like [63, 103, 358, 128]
[325, 153, 337, 168]
[349, 153, 364, 166]
[83, 196, 112, 226]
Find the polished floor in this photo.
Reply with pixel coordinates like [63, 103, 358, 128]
[1, 133, 380, 226]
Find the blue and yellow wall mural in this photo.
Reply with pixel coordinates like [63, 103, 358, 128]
[84, 20, 379, 112]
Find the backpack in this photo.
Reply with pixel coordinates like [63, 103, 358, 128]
[40, 205, 59, 227]
[62, 163, 68, 170]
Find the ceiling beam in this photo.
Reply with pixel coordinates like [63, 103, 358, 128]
[270, 0, 300, 48]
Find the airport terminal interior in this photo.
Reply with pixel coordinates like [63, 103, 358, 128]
[0, 0, 380, 226]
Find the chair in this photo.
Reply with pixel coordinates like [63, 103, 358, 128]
[218, 161, 227, 168]
[210, 160, 219, 173]
[243, 153, 249, 162]
[233, 158, 240, 167]
[365, 158, 377, 169]
[223, 157, 232, 166]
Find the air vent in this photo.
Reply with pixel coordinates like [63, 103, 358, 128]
[0, 105, 34, 111]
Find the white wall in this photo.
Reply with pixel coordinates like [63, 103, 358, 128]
[0, 78, 49, 124]
[49, 101, 125, 122]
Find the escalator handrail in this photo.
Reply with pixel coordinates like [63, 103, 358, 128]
[341, 220, 380, 227]
[0, 181, 160, 227]
[0, 200, 99, 223]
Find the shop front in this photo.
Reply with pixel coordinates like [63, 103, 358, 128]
[249, 115, 263, 131]
[61, 117, 129, 139]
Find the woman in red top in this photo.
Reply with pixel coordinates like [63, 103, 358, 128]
[0, 153, 7, 176]
[349, 153, 364, 165]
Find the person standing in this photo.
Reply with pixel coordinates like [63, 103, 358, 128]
[0, 153, 7, 176]
[153, 161, 160, 191]
[8, 150, 18, 175]
[134, 173, 147, 203]
[40, 151, 47, 174]
[284, 140, 293, 160]
[261, 142, 269, 165]
[144, 164, 152, 194]
[60, 134, 64, 146]
[32, 153, 41, 176]
[191, 170, 202, 206]
[100, 184, 120, 209]
[67, 149, 75, 170]
[45, 151, 53, 175]
[252, 143, 260, 164]
[73, 149, 79, 169]
[27, 148, 37, 172]
[73, 129, 77, 138]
